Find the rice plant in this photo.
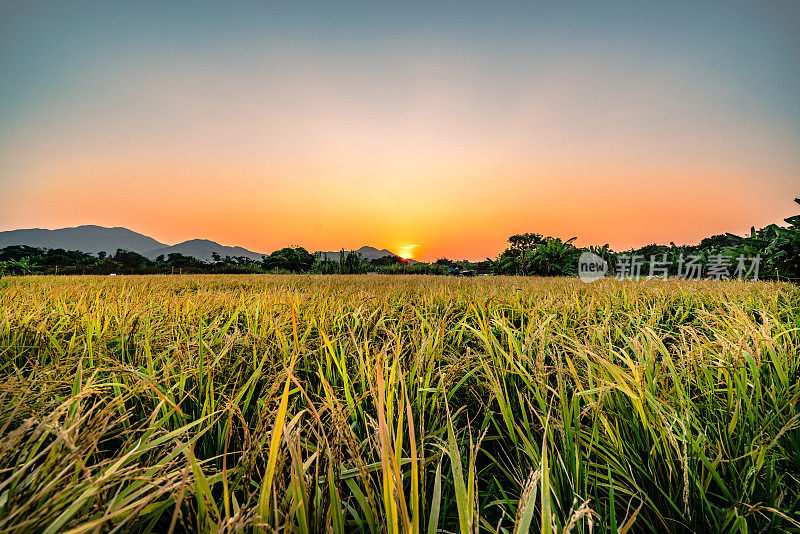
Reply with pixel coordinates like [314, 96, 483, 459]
[0, 275, 798, 532]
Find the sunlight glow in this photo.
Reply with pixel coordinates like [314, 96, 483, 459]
[398, 245, 420, 260]
[0, 3, 797, 260]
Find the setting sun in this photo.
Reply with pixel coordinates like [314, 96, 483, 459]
[398, 245, 420, 260]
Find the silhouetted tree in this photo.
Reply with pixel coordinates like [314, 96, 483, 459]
[263, 247, 315, 273]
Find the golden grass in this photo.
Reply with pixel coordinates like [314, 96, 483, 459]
[0, 274, 798, 532]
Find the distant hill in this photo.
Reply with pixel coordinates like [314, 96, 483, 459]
[315, 246, 418, 263]
[0, 225, 413, 264]
[0, 225, 166, 255]
[144, 239, 265, 262]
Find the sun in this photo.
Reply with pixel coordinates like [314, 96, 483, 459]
[397, 245, 420, 260]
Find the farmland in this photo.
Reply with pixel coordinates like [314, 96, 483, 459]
[0, 275, 798, 533]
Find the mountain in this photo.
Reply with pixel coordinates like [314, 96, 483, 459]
[143, 239, 265, 262]
[0, 225, 166, 255]
[0, 225, 412, 264]
[315, 246, 417, 263]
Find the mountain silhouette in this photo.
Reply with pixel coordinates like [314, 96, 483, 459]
[0, 225, 165, 255]
[0, 225, 410, 263]
[144, 239, 264, 262]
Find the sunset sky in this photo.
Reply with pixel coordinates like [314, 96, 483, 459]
[1, 1, 798, 261]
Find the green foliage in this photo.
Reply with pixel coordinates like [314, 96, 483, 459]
[0, 257, 38, 275]
[262, 246, 315, 273]
[498, 235, 578, 275]
[339, 249, 368, 274]
[724, 198, 800, 281]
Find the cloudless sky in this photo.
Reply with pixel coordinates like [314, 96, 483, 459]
[1, 1, 798, 260]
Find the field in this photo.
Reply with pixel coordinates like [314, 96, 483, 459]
[0, 275, 798, 533]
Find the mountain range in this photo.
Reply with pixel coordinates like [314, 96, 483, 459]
[0, 225, 402, 263]
[143, 239, 265, 262]
[0, 226, 165, 256]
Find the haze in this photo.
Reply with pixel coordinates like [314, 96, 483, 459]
[1, 1, 798, 260]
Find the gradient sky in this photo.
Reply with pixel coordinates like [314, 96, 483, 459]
[1, 1, 798, 260]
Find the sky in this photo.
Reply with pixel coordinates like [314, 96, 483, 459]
[1, 1, 798, 261]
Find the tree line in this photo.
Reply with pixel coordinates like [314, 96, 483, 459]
[2, 199, 798, 281]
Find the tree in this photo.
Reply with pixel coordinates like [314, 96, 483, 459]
[5, 257, 37, 275]
[501, 233, 549, 274]
[725, 198, 800, 281]
[263, 247, 315, 273]
[370, 255, 406, 267]
[164, 253, 206, 273]
[341, 250, 367, 274]
[112, 249, 152, 273]
[0, 245, 40, 262]
[531, 237, 578, 275]
[498, 234, 578, 276]
[507, 233, 547, 253]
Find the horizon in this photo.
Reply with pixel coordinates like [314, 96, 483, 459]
[0, 219, 793, 262]
[2, 2, 799, 261]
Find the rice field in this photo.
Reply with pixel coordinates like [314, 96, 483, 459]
[0, 274, 798, 533]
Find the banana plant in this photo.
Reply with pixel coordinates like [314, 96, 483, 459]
[725, 198, 800, 281]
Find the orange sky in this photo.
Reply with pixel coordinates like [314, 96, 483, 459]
[1, 2, 798, 261]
